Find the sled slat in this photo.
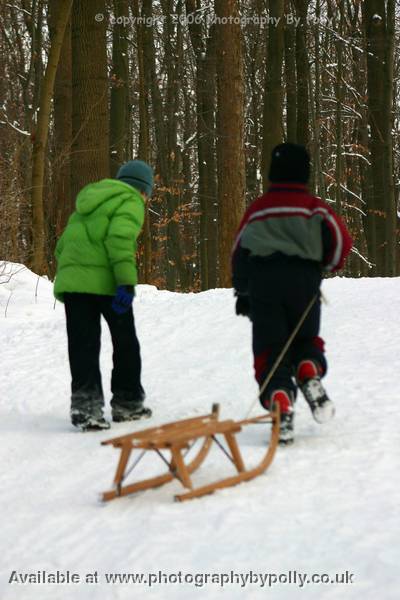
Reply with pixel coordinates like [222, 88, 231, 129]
[102, 407, 219, 448]
[130, 420, 241, 449]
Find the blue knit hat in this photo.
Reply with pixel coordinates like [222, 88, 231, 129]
[116, 159, 154, 197]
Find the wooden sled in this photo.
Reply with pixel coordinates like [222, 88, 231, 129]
[101, 403, 280, 502]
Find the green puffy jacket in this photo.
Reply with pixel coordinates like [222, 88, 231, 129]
[54, 179, 145, 301]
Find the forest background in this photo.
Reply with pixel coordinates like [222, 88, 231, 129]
[0, 0, 398, 291]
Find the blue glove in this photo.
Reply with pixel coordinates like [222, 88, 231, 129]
[112, 285, 134, 315]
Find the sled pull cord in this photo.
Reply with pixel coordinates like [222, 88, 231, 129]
[244, 292, 320, 420]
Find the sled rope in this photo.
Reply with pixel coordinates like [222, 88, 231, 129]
[244, 292, 320, 420]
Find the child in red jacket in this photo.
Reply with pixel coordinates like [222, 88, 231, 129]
[232, 143, 352, 444]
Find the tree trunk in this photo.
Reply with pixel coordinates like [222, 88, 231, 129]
[262, 0, 284, 190]
[245, 4, 264, 204]
[186, 1, 217, 290]
[71, 0, 109, 200]
[307, 55, 325, 199]
[284, 0, 297, 143]
[294, 0, 310, 147]
[181, 72, 198, 290]
[383, 0, 396, 275]
[310, 0, 321, 194]
[203, 26, 218, 288]
[142, 0, 168, 288]
[31, 0, 73, 274]
[163, 0, 189, 290]
[335, 1, 345, 215]
[110, 0, 129, 176]
[49, 0, 72, 238]
[134, 0, 152, 284]
[363, 0, 396, 275]
[215, 0, 246, 288]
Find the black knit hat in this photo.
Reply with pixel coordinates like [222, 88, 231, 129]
[268, 143, 310, 184]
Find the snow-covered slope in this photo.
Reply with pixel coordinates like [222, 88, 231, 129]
[0, 263, 399, 600]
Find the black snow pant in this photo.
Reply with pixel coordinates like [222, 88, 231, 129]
[64, 293, 144, 409]
[248, 257, 327, 405]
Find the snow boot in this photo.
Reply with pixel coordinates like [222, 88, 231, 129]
[266, 389, 295, 445]
[111, 393, 152, 422]
[112, 404, 152, 422]
[297, 360, 335, 424]
[271, 390, 295, 445]
[70, 396, 110, 432]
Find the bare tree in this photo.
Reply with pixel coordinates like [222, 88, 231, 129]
[31, 0, 73, 273]
[110, 0, 129, 176]
[363, 0, 396, 275]
[262, 0, 285, 189]
[71, 0, 109, 199]
[215, 0, 246, 287]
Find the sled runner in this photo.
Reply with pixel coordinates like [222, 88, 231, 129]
[101, 403, 280, 502]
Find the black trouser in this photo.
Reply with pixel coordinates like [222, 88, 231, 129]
[248, 257, 327, 403]
[64, 293, 144, 407]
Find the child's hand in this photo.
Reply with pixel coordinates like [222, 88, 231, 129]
[112, 285, 135, 314]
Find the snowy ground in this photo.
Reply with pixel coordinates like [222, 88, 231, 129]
[0, 262, 399, 600]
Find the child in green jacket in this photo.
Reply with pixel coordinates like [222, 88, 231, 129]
[54, 160, 153, 431]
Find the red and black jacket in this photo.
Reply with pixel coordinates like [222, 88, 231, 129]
[232, 183, 353, 294]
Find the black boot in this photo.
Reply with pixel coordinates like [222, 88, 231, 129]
[111, 391, 152, 422]
[70, 393, 110, 432]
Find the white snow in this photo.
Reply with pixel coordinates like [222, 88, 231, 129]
[0, 263, 399, 599]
